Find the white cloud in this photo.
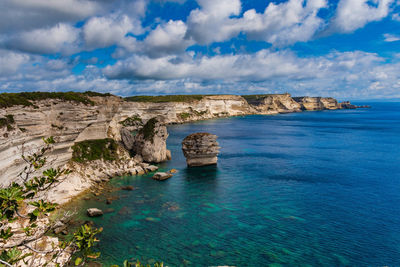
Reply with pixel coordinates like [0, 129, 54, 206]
[83, 15, 142, 49]
[143, 20, 193, 57]
[103, 49, 383, 84]
[0, 0, 101, 34]
[383, 33, 400, 42]
[333, 0, 394, 33]
[186, 0, 327, 46]
[5, 23, 80, 55]
[186, 0, 242, 44]
[0, 50, 29, 76]
[393, 13, 400, 21]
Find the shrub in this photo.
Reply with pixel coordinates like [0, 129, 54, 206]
[119, 115, 143, 127]
[178, 112, 191, 120]
[0, 115, 15, 131]
[71, 139, 119, 163]
[138, 118, 158, 141]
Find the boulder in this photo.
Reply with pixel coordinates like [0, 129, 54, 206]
[182, 133, 220, 167]
[120, 127, 135, 150]
[87, 208, 103, 217]
[152, 172, 173, 181]
[133, 118, 171, 163]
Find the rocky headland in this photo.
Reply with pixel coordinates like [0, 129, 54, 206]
[0, 91, 363, 203]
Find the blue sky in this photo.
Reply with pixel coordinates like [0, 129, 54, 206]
[0, 0, 399, 99]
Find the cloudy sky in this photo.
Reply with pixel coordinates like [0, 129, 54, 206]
[0, 0, 399, 99]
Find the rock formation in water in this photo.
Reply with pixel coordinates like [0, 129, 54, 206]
[182, 133, 220, 167]
[133, 118, 171, 163]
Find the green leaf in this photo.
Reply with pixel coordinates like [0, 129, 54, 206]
[74, 257, 83, 266]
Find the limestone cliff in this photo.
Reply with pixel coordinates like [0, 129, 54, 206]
[242, 93, 301, 114]
[0, 93, 357, 186]
[293, 97, 340, 111]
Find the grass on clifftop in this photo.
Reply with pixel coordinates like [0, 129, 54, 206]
[0, 91, 112, 108]
[125, 95, 206, 103]
[71, 138, 119, 163]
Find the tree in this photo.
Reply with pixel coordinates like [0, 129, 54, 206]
[0, 137, 102, 266]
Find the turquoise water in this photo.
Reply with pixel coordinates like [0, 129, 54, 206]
[77, 103, 400, 266]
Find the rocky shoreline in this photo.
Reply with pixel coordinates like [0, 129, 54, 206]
[0, 92, 365, 205]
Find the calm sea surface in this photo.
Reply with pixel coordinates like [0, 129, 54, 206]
[72, 102, 400, 266]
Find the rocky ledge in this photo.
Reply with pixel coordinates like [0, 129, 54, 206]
[182, 133, 220, 167]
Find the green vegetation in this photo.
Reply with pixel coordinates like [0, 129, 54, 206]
[0, 137, 102, 266]
[71, 138, 119, 163]
[139, 118, 158, 141]
[125, 95, 206, 103]
[0, 114, 15, 131]
[178, 112, 191, 120]
[0, 91, 113, 108]
[119, 115, 143, 127]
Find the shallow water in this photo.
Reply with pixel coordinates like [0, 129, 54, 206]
[72, 103, 400, 266]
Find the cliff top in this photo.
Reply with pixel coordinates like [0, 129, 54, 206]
[125, 95, 206, 103]
[0, 91, 113, 108]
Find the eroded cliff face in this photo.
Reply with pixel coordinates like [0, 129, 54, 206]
[0, 93, 352, 186]
[244, 93, 302, 114]
[293, 97, 340, 111]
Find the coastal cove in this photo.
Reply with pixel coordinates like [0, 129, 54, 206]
[64, 103, 400, 266]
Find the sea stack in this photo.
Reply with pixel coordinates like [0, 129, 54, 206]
[182, 133, 220, 167]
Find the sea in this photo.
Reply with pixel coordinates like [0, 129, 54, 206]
[69, 102, 400, 266]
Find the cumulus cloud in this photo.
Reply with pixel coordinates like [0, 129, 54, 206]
[186, 0, 327, 46]
[83, 15, 142, 49]
[143, 20, 193, 57]
[332, 0, 394, 33]
[102, 49, 385, 87]
[0, 50, 30, 76]
[0, 0, 101, 34]
[5, 23, 80, 55]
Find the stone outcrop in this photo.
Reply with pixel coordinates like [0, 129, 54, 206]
[87, 208, 103, 217]
[133, 118, 171, 163]
[293, 97, 340, 110]
[182, 133, 220, 167]
[120, 127, 135, 150]
[243, 93, 301, 114]
[152, 172, 173, 181]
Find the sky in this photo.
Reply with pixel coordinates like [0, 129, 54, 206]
[0, 0, 399, 99]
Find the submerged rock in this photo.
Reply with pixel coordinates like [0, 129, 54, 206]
[182, 133, 220, 167]
[133, 118, 171, 163]
[152, 172, 173, 181]
[87, 208, 103, 217]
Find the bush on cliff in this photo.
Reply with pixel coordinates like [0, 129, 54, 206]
[0, 115, 15, 131]
[71, 138, 119, 163]
[138, 118, 158, 142]
[0, 137, 102, 266]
